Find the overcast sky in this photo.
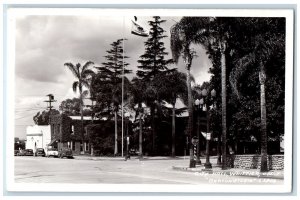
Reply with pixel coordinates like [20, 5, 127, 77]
[14, 15, 212, 139]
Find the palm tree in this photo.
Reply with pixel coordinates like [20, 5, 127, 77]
[219, 39, 228, 170]
[64, 61, 95, 154]
[170, 18, 211, 165]
[159, 71, 188, 157]
[229, 18, 285, 172]
[171, 17, 233, 169]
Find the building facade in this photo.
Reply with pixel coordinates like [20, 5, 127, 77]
[49, 114, 93, 155]
[25, 125, 51, 152]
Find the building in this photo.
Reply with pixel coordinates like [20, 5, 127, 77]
[49, 114, 94, 155]
[25, 125, 51, 152]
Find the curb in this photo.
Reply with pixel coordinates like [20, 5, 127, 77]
[73, 156, 188, 161]
[172, 166, 284, 180]
[73, 156, 135, 161]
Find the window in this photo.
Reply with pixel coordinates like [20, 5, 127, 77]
[72, 141, 75, 151]
[85, 142, 89, 151]
[71, 125, 74, 135]
[80, 142, 83, 152]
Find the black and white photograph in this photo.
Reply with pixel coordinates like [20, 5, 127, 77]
[4, 7, 294, 193]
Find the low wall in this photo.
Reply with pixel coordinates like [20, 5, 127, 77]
[227, 154, 284, 170]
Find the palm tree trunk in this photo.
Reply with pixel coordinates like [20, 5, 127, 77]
[171, 103, 176, 157]
[186, 69, 194, 138]
[114, 110, 118, 156]
[79, 90, 85, 155]
[259, 63, 268, 172]
[187, 68, 196, 168]
[220, 41, 227, 170]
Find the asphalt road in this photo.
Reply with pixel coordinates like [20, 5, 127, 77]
[14, 156, 283, 185]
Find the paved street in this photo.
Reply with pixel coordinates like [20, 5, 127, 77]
[15, 156, 283, 184]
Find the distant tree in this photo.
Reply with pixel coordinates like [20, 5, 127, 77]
[93, 39, 131, 156]
[14, 138, 26, 150]
[59, 98, 81, 115]
[64, 61, 95, 154]
[59, 97, 92, 116]
[33, 109, 59, 125]
[86, 123, 115, 156]
[136, 16, 174, 155]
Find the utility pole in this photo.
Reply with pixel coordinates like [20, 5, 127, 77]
[45, 94, 57, 125]
[44, 94, 56, 112]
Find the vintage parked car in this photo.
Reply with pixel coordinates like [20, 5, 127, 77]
[36, 148, 46, 157]
[129, 149, 139, 156]
[58, 148, 73, 159]
[25, 149, 34, 156]
[46, 147, 58, 157]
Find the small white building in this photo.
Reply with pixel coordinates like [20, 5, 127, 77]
[26, 125, 51, 152]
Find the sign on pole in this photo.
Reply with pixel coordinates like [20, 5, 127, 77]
[207, 133, 211, 140]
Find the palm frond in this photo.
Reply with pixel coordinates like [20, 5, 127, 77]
[82, 69, 95, 79]
[170, 23, 184, 63]
[72, 81, 79, 93]
[229, 52, 256, 98]
[64, 63, 79, 78]
[170, 17, 211, 64]
[81, 61, 94, 73]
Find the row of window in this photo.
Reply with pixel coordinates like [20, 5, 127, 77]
[52, 124, 88, 137]
[68, 141, 89, 152]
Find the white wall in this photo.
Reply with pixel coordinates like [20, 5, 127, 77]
[26, 125, 51, 151]
[26, 135, 42, 150]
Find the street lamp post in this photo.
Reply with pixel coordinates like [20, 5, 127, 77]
[199, 88, 216, 169]
[189, 136, 199, 168]
[194, 99, 201, 165]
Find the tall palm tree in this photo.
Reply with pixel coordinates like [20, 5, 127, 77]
[64, 61, 95, 154]
[159, 71, 188, 157]
[171, 17, 232, 169]
[229, 18, 285, 172]
[170, 17, 211, 165]
[219, 39, 228, 170]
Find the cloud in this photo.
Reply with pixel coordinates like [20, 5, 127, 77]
[14, 15, 212, 134]
[15, 15, 211, 83]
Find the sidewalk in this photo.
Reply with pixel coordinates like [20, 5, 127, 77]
[172, 164, 284, 180]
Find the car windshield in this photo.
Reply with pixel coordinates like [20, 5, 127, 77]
[26, 149, 33, 152]
[48, 148, 57, 151]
